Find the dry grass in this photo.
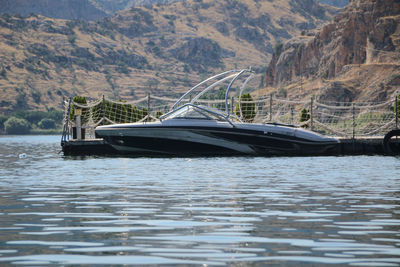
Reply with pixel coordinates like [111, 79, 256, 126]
[0, 0, 333, 113]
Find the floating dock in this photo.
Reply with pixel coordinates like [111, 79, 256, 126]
[61, 130, 400, 156]
[61, 138, 118, 156]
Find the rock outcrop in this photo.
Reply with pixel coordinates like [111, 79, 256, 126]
[265, 0, 400, 89]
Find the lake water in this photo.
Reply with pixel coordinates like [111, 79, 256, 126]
[0, 135, 399, 266]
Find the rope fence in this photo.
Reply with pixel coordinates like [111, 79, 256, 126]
[61, 94, 399, 141]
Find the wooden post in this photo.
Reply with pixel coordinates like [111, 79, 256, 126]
[310, 96, 314, 131]
[269, 93, 273, 122]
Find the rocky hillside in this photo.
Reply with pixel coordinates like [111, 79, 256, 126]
[0, 0, 334, 113]
[0, 0, 341, 21]
[263, 0, 400, 102]
[0, 0, 181, 20]
[0, 0, 108, 20]
[318, 0, 349, 8]
[92, 0, 181, 14]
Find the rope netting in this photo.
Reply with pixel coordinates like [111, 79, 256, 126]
[62, 95, 398, 140]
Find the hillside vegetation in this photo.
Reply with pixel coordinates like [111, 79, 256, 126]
[0, 0, 335, 114]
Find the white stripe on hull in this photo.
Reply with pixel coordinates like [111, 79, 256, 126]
[100, 128, 256, 154]
[111, 144, 172, 154]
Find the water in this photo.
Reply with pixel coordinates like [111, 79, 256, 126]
[0, 135, 400, 266]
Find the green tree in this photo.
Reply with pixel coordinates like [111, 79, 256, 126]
[38, 118, 56, 129]
[235, 93, 256, 122]
[299, 108, 310, 128]
[0, 67, 6, 79]
[15, 110, 46, 124]
[155, 111, 163, 118]
[0, 115, 8, 131]
[274, 41, 283, 57]
[4, 117, 31, 134]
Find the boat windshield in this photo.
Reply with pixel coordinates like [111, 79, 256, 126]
[165, 105, 225, 121]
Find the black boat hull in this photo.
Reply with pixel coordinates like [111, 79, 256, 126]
[97, 126, 339, 157]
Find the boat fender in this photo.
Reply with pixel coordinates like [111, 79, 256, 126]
[383, 129, 400, 154]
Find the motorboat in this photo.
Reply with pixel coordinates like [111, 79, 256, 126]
[95, 69, 339, 156]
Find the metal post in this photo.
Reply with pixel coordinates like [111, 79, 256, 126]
[231, 96, 235, 115]
[352, 103, 355, 140]
[310, 96, 314, 131]
[61, 97, 72, 144]
[76, 114, 82, 140]
[147, 93, 151, 122]
[269, 93, 273, 122]
[102, 95, 105, 125]
[290, 106, 294, 125]
[395, 95, 398, 129]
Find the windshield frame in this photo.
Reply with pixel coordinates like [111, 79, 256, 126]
[160, 103, 240, 127]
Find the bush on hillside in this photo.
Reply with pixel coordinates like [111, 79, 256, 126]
[38, 118, 56, 129]
[13, 109, 63, 125]
[299, 108, 310, 122]
[4, 116, 31, 134]
[0, 115, 7, 131]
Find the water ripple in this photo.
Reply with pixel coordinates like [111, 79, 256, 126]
[0, 136, 399, 265]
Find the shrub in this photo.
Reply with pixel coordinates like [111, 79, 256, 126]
[12, 109, 63, 125]
[299, 108, 310, 122]
[67, 34, 76, 45]
[395, 94, 400, 118]
[155, 111, 163, 118]
[46, 108, 63, 122]
[4, 116, 31, 134]
[0, 115, 7, 130]
[69, 96, 89, 124]
[15, 92, 28, 109]
[235, 93, 256, 122]
[274, 41, 283, 57]
[38, 118, 56, 129]
[299, 108, 310, 128]
[0, 67, 6, 79]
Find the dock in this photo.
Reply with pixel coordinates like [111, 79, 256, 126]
[60, 94, 400, 157]
[61, 130, 400, 157]
[61, 138, 118, 156]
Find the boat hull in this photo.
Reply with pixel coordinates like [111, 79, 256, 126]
[96, 125, 339, 157]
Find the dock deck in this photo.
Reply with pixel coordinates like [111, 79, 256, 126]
[61, 138, 118, 156]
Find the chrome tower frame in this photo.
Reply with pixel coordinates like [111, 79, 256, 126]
[161, 68, 255, 127]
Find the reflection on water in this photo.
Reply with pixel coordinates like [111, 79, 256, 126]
[0, 135, 399, 266]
